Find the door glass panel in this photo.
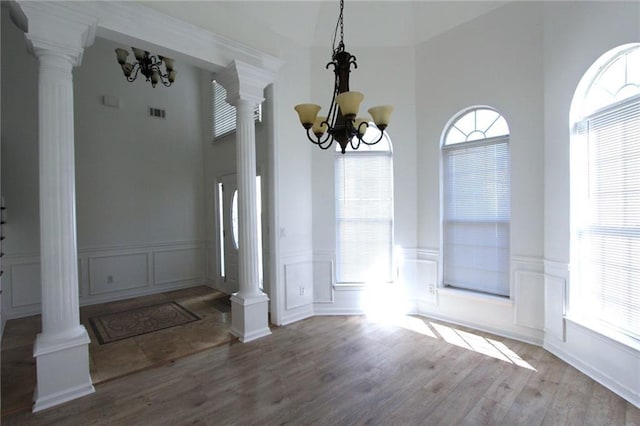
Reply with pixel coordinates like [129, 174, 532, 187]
[217, 182, 225, 278]
[231, 190, 239, 249]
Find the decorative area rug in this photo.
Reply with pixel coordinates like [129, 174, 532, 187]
[89, 302, 201, 344]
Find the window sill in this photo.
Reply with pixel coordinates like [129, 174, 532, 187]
[564, 315, 640, 354]
[438, 287, 512, 306]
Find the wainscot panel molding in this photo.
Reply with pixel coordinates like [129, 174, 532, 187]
[153, 247, 205, 286]
[513, 270, 545, 330]
[414, 258, 438, 305]
[278, 251, 313, 325]
[284, 261, 313, 310]
[2, 241, 206, 319]
[544, 274, 567, 342]
[88, 252, 150, 295]
[313, 282, 367, 316]
[312, 250, 334, 304]
[8, 256, 41, 310]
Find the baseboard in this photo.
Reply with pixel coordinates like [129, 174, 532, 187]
[279, 309, 314, 326]
[544, 338, 640, 409]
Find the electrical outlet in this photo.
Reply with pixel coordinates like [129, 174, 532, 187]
[107, 275, 114, 284]
[300, 286, 305, 296]
[427, 284, 435, 295]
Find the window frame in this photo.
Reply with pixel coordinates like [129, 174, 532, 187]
[334, 131, 395, 284]
[570, 89, 640, 343]
[441, 107, 511, 298]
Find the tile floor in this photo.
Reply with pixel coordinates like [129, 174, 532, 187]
[1, 286, 234, 417]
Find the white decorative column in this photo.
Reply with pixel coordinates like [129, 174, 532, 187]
[11, 2, 97, 412]
[217, 60, 275, 343]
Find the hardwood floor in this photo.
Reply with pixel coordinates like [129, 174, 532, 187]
[3, 311, 639, 425]
[1, 286, 234, 416]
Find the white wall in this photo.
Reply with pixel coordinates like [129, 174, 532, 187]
[541, 0, 640, 408]
[1, 11, 207, 318]
[271, 41, 315, 325]
[415, 2, 545, 342]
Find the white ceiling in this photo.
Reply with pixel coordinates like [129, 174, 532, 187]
[145, 1, 507, 54]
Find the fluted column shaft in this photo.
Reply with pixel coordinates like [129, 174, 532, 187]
[36, 50, 83, 340]
[235, 99, 261, 297]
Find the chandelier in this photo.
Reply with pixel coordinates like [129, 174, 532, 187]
[294, 0, 393, 153]
[115, 47, 176, 88]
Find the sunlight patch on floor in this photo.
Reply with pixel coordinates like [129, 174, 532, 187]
[358, 274, 535, 370]
[430, 322, 536, 371]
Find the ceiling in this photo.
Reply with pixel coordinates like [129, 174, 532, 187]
[145, 1, 507, 55]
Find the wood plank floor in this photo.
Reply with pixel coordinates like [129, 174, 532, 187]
[1, 286, 234, 416]
[3, 312, 639, 425]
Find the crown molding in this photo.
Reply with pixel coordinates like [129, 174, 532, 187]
[38, 1, 283, 75]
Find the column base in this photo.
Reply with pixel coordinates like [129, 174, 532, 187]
[230, 292, 271, 343]
[33, 325, 94, 412]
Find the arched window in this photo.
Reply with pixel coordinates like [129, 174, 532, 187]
[335, 127, 394, 283]
[442, 107, 510, 296]
[571, 44, 640, 340]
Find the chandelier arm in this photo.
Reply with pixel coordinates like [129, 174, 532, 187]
[318, 137, 335, 150]
[349, 136, 362, 151]
[305, 128, 334, 148]
[126, 63, 141, 82]
[359, 129, 386, 146]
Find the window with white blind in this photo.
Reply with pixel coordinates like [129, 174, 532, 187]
[442, 107, 510, 296]
[212, 80, 262, 140]
[335, 129, 393, 283]
[571, 44, 640, 341]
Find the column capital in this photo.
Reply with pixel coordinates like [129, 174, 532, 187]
[216, 60, 276, 107]
[10, 1, 97, 66]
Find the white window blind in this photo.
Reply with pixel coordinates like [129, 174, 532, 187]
[443, 137, 510, 296]
[574, 99, 640, 339]
[336, 152, 393, 283]
[212, 81, 262, 140]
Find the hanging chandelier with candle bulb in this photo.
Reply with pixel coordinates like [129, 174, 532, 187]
[294, 0, 393, 154]
[114, 47, 176, 88]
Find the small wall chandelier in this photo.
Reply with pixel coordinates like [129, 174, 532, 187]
[294, 0, 393, 153]
[115, 47, 177, 88]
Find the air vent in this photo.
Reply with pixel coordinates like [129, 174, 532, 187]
[149, 107, 166, 119]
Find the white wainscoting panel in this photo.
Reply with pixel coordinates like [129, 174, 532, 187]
[154, 247, 203, 286]
[415, 259, 438, 304]
[3, 242, 207, 320]
[544, 274, 567, 342]
[10, 261, 41, 308]
[313, 260, 333, 303]
[514, 270, 545, 330]
[88, 252, 150, 295]
[285, 261, 313, 310]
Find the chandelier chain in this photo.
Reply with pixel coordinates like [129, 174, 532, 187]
[339, 0, 344, 47]
[332, 0, 346, 56]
